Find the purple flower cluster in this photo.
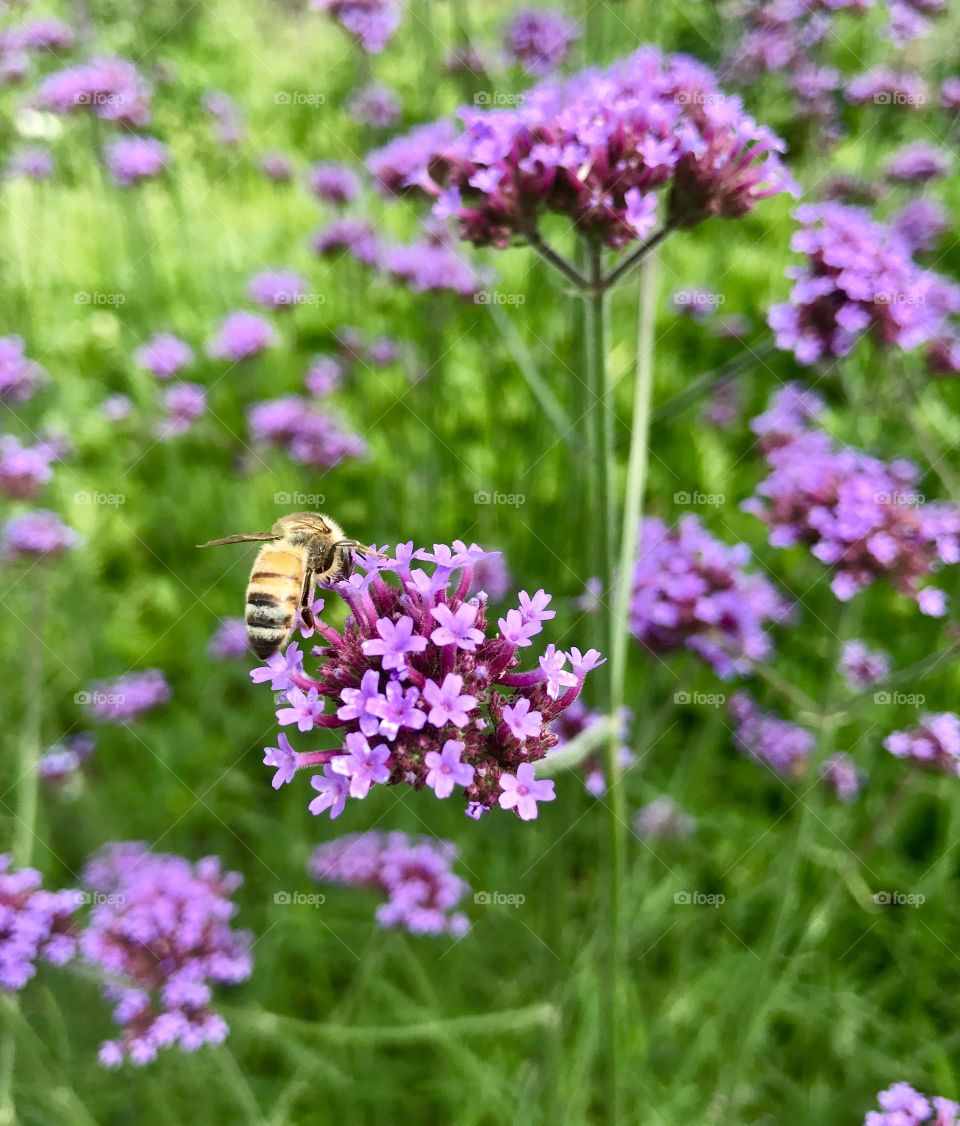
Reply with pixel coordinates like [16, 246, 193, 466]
[157, 383, 206, 438]
[39, 58, 152, 127]
[247, 270, 309, 310]
[884, 714, 960, 775]
[840, 640, 890, 691]
[746, 386, 960, 612]
[821, 753, 863, 801]
[893, 199, 949, 254]
[135, 332, 194, 379]
[347, 83, 401, 128]
[0, 856, 78, 991]
[382, 239, 479, 297]
[885, 142, 950, 184]
[2, 509, 79, 561]
[846, 68, 927, 108]
[255, 543, 602, 819]
[81, 842, 252, 1067]
[729, 693, 814, 778]
[10, 17, 75, 53]
[309, 831, 470, 936]
[207, 311, 276, 361]
[768, 203, 960, 364]
[311, 218, 382, 266]
[0, 435, 56, 499]
[202, 90, 245, 146]
[865, 1082, 958, 1125]
[208, 618, 250, 660]
[0, 336, 46, 403]
[247, 396, 366, 467]
[503, 8, 579, 76]
[38, 733, 96, 786]
[104, 136, 169, 187]
[5, 146, 54, 181]
[308, 162, 360, 206]
[305, 356, 344, 397]
[629, 515, 790, 677]
[369, 47, 796, 249]
[83, 669, 171, 724]
[634, 797, 696, 839]
[259, 152, 294, 182]
[367, 121, 456, 197]
[311, 0, 400, 53]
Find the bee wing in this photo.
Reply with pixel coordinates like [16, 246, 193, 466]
[197, 533, 281, 548]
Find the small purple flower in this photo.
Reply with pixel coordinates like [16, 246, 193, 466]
[263, 733, 298, 788]
[347, 83, 401, 128]
[430, 602, 484, 650]
[362, 615, 429, 671]
[885, 141, 950, 184]
[0, 435, 56, 499]
[331, 733, 391, 798]
[83, 669, 170, 723]
[276, 687, 326, 732]
[157, 382, 206, 438]
[368, 680, 426, 740]
[249, 645, 304, 692]
[498, 762, 555, 820]
[884, 714, 960, 776]
[503, 7, 579, 76]
[208, 618, 249, 660]
[308, 162, 360, 205]
[422, 674, 476, 727]
[3, 510, 79, 561]
[839, 640, 890, 692]
[538, 645, 578, 700]
[424, 739, 474, 798]
[207, 312, 276, 362]
[259, 152, 294, 182]
[5, 147, 53, 180]
[338, 668, 384, 736]
[502, 697, 542, 742]
[311, 218, 381, 266]
[634, 797, 696, 839]
[729, 693, 813, 778]
[308, 766, 350, 818]
[135, 333, 193, 379]
[311, 0, 401, 53]
[248, 270, 308, 310]
[0, 336, 46, 403]
[821, 753, 863, 802]
[0, 856, 79, 991]
[518, 588, 555, 625]
[104, 136, 168, 187]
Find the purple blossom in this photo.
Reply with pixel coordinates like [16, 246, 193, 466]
[308, 162, 360, 205]
[202, 89, 244, 145]
[885, 142, 950, 184]
[310, 832, 469, 935]
[208, 618, 249, 660]
[263, 733, 299, 788]
[382, 240, 479, 297]
[13, 18, 75, 52]
[424, 739, 475, 797]
[846, 68, 928, 108]
[498, 762, 555, 820]
[258, 152, 294, 182]
[134, 333, 193, 379]
[941, 78, 960, 110]
[840, 640, 890, 691]
[884, 714, 960, 776]
[81, 843, 252, 1066]
[549, 701, 633, 797]
[250, 542, 601, 818]
[729, 693, 814, 779]
[311, 218, 382, 266]
[369, 47, 796, 250]
[247, 270, 308, 310]
[864, 1082, 959, 1125]
[821, 753, 863, 802]
[309, 766, 350, 818]
[39, 57, 152, 126]
[892, 199, 949, 254]
[305, 356, 344, 397]
[276, 687, 326, 732]
[0, 856, 78, 991]
[207, 312, 276, 362]
[104, 137, 168, 187]
[250, 645, 304, 692]
[5, 146, 53, 180]
[746, 386, 960, 612]
[311, 0, 401, 53]
[629, 515, 791, 677]
[0, 435, 56, 499]
[469, 551, 511, 600]
[503, 8, 579, 75]
[634, 797, 696, 839]
[157, 382, 206, 438]
[247, 396, 366, 468]
[3, 510, 79, 561]
[0, 336, 46, 402]
[347, 82, 401, 128]
[83, 669, 170, 724]
[38, 733, 96, 787]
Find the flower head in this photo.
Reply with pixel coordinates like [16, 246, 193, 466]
[884, 714, 960, 776]
[135, 333, 193, 379]
[0, 856, 78, 991]
[498, 762, 555, 820]
[104, 136, 168, 187]
[729, 693, 814, 778]
[207, 312, 276, 362]
[2, 510, 79, 561]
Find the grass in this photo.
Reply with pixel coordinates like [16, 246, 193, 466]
[2, 0, 960, 1122]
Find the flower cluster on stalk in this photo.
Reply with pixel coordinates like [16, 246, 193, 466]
[81, 842, 252, 1067]
[729, 693, 814, 778]
[0, 856, 78, 991]
[865, 1082, 958, 1125]
[368, 47, 797, 252]
[310, 0, 400, 54]
[883, 714, 960, 775]
[309, 831, 470, 936]
[255, 543, 602, 820]
[83, 670, 171, 723]
[746, 386, 960, 612]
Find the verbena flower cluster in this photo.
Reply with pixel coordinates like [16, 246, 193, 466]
[39, 733, 96, 787]
[39, 57, 152, 126]
[0, 335, 46, 403]
[83, 669, 171, 723]
[310, 0, 400, 53]
[2, 509, 79, 561]
[729, 693, 814, 778]
[883, 713, 960, 775]
[629, 515, 791, 677]
[865, 1082, 959, 1125]
[768, 203, 960, 364]
[207, 311, 276, 362]
[368, 47, 797, 250]
[503, 8, 579, 75]
[821, 753, 863, 802]
[634, 797, 696, 839]
[255, 543, 602, 820]
[0, 434, 57, 499]
[135, 332, 194, 379]
[247, 396, 366, 467]
[309, 831, 470, 936]
[81, 842, 252, 1067]
[157, 382, 206, 438]
[208, 618, 250, 660]
[104, 136, 169, 186]
[0, 856, 78, 990]
[746, 386, 960, 612]
[840, 640, 890, 691]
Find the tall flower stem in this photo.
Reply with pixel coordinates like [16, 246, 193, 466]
[0, 569, 46, 1122]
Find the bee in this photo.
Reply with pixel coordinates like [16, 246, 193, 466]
[199, 512, 371, 659]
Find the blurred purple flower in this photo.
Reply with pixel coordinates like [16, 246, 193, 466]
[207, 312, 276, 361]
[2, 510, 78, 561]
[839, 640, 890, 691]
[0, 856, 78, 991]
[311, 218, 382, 266]
[104, 136, 168, 187]
[247, 270, 308, 310]
[208, 618, 249, 660]
[729, 693, 814, 778]
[0, 435, 56, 499]
[311, 0, 401, 53]
[83, 670, 170, 724]
[503, 7, 579, 75]
[157, 382, 206, 438]
[0, 336, 46, 403]
[347, 82, 401, 127]
[308, 162, 360, 205]
[884, 714, 960, 776]
[135, 332, 194, 379]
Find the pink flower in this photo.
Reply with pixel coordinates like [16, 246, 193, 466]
[498, 763, 556, 820]
[331, 733, 392, 798]
[429, 603, 484, 650]
[424, 740, 475, 798]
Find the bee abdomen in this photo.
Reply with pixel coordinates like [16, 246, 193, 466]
[245, 587, 298, 659]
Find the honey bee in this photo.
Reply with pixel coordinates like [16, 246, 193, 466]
[199, 512, 371, 659]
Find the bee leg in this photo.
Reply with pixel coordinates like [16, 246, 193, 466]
[299, 567, 317, 631]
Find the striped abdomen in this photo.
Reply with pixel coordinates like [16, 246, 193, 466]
[245, 544, 305, 659]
